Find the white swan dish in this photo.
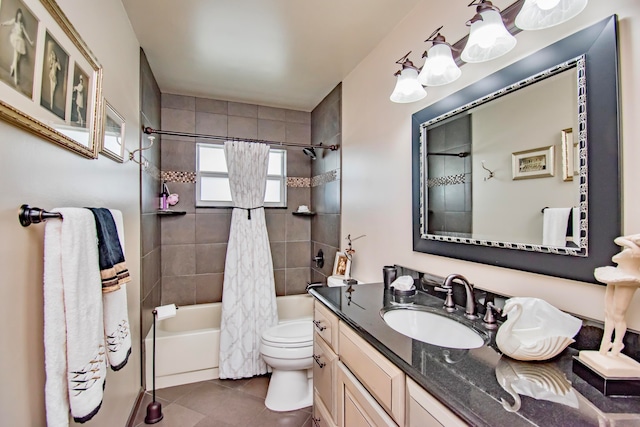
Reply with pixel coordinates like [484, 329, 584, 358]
[496, 297, 582, 361]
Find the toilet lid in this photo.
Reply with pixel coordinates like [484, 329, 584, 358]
[261, 320, 313, 348]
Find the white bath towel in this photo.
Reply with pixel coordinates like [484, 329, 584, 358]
[103, 209, 131, 370]
[44, 208, 106, 426]
[542, 208, 571, 247]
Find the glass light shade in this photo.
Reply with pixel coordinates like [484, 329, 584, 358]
[515, 0, 588, 31]
[417, 43, 462, 87]
[461, 9, 517, 63]
[390, 67, 426, 103]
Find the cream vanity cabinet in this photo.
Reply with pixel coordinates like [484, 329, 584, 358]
[313, 301, 340, 427]
[406, 378, 467, 427]
[312, 300, 467, 427]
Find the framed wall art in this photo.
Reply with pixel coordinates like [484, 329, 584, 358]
[512, 145, 555, 180]
[332, 251, 351, 278]
[100, 100, 125, 162]
[0, 0, 102, 158]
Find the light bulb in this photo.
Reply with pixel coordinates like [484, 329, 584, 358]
[390, 66, 426, 103]
[417, 43, 461, 87]
[461, 8, 516, 63]
[515, 0, 588, 31]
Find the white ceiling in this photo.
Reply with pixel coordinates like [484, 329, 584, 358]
[122, 0, 424, 111]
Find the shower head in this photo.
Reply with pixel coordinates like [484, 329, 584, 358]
[302, 147, 317, 160]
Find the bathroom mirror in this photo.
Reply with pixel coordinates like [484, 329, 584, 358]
[412, 16, 620, 284]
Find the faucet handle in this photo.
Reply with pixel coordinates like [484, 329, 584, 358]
[434, 285, 456, 312]
[483, 301, 502, 328]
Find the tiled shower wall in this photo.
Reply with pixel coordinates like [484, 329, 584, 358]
[159, 94, 313, 305]
[310, 84, 342, 284]
[140, 49, 162, 339]
[426, 113, 472, 237]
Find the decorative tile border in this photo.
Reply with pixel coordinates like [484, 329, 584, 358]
[161, 168, 340, 188]
[287, 177, 310, 188]
[161, 171, 196, 183]
[427, 174, 465, 188]
[311, 169, 338, 187]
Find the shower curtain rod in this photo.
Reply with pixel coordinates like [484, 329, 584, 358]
[143, 127, 339, 151]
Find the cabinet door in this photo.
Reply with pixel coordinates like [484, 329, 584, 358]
[313, 391, 338, 427]
[344, 389, 375, 427]
[314, 332, 337, 423]
[337, 361, 397, 427]
[339, 322, 405, 425]
[314, 301, 339, 352]
[406, 378, 466, 427]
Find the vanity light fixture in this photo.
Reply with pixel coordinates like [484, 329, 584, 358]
[390, 52, 427, 104]
[417, 27, 462, 87]
[515, 0, 588, 31]
[461, 0, 517, 64]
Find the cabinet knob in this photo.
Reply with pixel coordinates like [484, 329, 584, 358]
[313, 320, 327, 331]
[311, 417, 321, 427]
[313, 354, 326, 368]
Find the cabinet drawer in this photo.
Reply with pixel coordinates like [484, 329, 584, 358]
[315, 300, 339, 352]
[313, 391, 338, 427]
[314, 332, 337, 422]
[338, 361, 397, 427]
[339, 322, 405, 426]
[406, 378, 466, 427]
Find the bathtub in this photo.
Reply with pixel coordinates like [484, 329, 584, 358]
[145, 293, 314, 390]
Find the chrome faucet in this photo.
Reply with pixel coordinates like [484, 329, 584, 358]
[443, 274, 478, 320]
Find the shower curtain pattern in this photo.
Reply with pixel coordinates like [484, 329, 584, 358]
[219, 141, 278, 379]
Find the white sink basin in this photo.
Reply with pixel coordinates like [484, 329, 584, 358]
[382, 308, 486, 349]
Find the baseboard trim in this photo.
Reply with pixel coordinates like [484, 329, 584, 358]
[126, 388, 145, 427]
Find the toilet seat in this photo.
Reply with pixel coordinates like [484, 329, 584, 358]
[261, 320, 313, 348]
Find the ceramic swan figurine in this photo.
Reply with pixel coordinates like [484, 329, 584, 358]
[496, 297, 582, 361]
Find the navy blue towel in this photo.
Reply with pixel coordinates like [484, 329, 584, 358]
[88, 208, 130, 292]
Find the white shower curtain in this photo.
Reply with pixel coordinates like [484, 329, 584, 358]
[219, 140, 278, 379]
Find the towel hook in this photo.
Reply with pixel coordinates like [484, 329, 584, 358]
[481, 161, 495, 181]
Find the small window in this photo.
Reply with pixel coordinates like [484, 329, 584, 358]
[196, 143, 287, 207]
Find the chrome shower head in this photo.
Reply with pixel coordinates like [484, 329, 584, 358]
[302, 147, 317, 160]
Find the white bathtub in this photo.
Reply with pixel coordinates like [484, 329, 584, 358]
[145, 293, 314, 390]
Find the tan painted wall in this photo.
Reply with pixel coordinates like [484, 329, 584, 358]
[472, 69, 579, 243]
[0, 0, 141, 425]
[342, 1, 640, 329]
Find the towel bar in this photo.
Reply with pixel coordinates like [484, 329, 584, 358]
[19, 204, 63, 227]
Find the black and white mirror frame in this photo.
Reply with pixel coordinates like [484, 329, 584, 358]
[411, 16, 621, 284]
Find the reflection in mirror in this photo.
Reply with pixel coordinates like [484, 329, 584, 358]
[420, 58, 585, 255]
[411, 16, 620, 283]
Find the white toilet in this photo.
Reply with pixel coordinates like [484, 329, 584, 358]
[260, 320, 314, 411]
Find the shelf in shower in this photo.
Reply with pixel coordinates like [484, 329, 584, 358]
[292, 211, 316, 217]
[157, 210, 187, 216]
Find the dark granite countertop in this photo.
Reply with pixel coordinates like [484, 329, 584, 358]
[309, 283, 640, 427]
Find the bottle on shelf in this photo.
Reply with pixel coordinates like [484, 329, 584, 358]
[160, 182, 169, 210]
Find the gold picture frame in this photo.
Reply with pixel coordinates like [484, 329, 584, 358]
[512, 145, 555, 180]
[0, 0, 102, 158]
[561, 128, 578, 182]
[100, 100, 125, 162]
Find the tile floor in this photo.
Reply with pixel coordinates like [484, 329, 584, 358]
[132, 375, 312, 427]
